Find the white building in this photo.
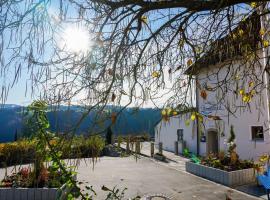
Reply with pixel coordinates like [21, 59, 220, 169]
[155, 112, 198, 154]
[155, 12, 270, 160]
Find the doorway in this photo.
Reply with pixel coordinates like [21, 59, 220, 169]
[207, 130, 219, 155]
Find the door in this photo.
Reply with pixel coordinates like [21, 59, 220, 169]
[207, 130, 219, 155]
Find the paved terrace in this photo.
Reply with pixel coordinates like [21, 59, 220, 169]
[0, 142, 266, 200]
[135, 142, 190, 172]
[121, 141, 267, 200]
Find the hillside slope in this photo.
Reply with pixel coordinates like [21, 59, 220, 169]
[0, 105, 161, 142]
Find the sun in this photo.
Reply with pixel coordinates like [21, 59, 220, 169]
[60, 25, 91, 55]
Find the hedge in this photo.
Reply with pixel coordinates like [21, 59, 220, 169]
[0, 136, 105, 167]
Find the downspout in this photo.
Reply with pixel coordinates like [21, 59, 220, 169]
[259, 5, 270, 140]
[195, 76, 200, 155]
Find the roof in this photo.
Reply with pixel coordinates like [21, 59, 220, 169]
[185, 12, 261, 75]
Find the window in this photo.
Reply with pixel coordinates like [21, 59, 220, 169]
[177, 129, 184, 141]
[251, 126, 264, 141]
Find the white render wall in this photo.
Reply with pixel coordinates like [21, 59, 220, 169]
[155, 113, 197, 154]
[197, 59, 270, 160]
[155, 60, 270, 160]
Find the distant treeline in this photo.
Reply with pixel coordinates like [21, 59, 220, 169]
[0, 105, 161, 142]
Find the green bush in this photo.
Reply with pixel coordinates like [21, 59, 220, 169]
[0, 136, 105, 167]
[121, 133, 151, 142]
[0, 140, 36, 167]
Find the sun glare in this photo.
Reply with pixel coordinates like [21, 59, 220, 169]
[60, 26, 91, 55]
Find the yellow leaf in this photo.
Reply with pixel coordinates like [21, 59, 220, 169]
[259, 154, 269, 163]
[161, 109, 167, 116]
[191, 113, 196, 121]
[152, 71, 160, 78]
[167, 108, 172, 115]
[263, 40, 269, 47]
[141, 16, 147, 24]
[187, 59, 193, 66]
[260, 29, 266, 36]
[249, 81, 254, 87]
[251, 90, 256, 95]
[239, 89, 245, 95]
[250, 2, 257, 8]
[242, 94, 251, 103]
[172, 111, 178, 116]
[198, 115, 203, 122]
[235, 75, 240, 80]
[238, 29, 244, 37]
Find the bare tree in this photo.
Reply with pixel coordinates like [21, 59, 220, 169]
[0, 0, 269, 122]
[2, 0, 270, 199]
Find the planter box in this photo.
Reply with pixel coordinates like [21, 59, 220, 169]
[0, 175, 76, 200]
[186, 162, 255, 187]
[0, 187, 59, 200]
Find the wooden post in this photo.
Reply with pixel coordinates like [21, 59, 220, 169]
[174, 141, 178, 155]
[150, 142, 154, 157]
[131, 142, 134, 151]
[117, 137, 121, 148]
[126, 138, 130, 153]
[158, 142, 163, 155]
[135, 141, 140, 154]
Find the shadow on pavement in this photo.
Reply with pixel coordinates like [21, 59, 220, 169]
[235, 183, 267, 199]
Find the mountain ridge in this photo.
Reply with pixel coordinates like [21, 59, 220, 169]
[0, 105, 161, 142]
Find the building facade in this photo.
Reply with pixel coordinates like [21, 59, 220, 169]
[155, 12, 270, 160]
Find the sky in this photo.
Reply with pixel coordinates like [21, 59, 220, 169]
[2, 1, 84, 106]
[2, 1, 181, 108]
[2, 1, 251, 107]
[3, 0, 250, 107]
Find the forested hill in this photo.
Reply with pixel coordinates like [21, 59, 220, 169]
[0, 104, 161, 142]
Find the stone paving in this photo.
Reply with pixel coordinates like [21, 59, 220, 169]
[121, 141, 267, 200]
[0, 142, 266, 200]
[76, 156, 260, 200]
[138, 142, 190, 172]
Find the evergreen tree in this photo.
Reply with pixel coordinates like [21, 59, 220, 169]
[14, 129, 18, 141]
[228, 125, 236, 153]
[106, 127, 113, 145]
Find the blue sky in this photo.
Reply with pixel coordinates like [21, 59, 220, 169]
[2, 1, 252, 106]
[2, 0, 176, 107]
[3, 1, 65, 105]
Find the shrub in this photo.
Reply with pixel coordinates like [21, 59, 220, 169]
[0, 166, 66, 188]
[121, 133, 151, 143]
[199, 152, 254, 171]
[0, 136, 105, 168]
[183, 148, 190, 158]
[0, 140, 36, 167]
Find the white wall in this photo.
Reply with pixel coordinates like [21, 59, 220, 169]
[155, 113, 197, 154]
[197, 59, 270, 160]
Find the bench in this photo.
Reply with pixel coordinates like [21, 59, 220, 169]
[257, 168, 270, 200]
